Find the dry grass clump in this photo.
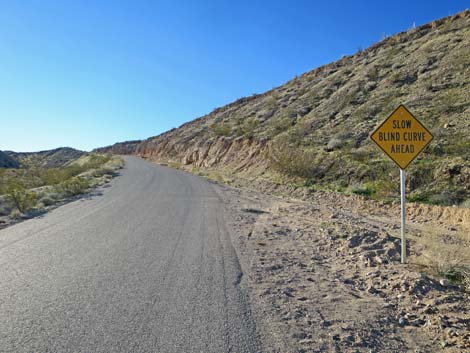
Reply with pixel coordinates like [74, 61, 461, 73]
[168, 161, 182, 170]
[206, 171, 225, 183]
[415, 229, 470, 290]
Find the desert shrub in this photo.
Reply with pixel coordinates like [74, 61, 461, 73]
[441, 138, 470, 157]
[325, 132, 350, 151]
[407, 161, 435, 191]
[389, 70, 417, 86]
[40, 165, 85, 185]
[207, 171, 225, 183]
[428, 190, 461, 206]
[241, 117, 259, 138]
[269, 117, 294, 137]
[0, 154, 120, 217]
[408, 190, 432, 203]
[366, 65, 379, 80]
[210, 123, 231, 137]
[84, 154, 111, 169]
[39, 154, 113, 186]
[460, 199, 470, 208]
[0, 200, 12, 216]
[107, 156, 125, 170]
[348, 148, 376, 163]
[270, 137, 321, 178]
[350, 184, 375, 197]
[5, 180, 38, 214]
[60, 177, 90, 196]
[39, 195, 57, 206]
[92, 166, 115, 178]
[326, 137, 344, 151]
[168, 161, 182, 169]
[265, 96, 277, 109]
[371, 179, 399, 200]
[417, 230, 470, 289]
[285, 122, 311, 145]
[0, 169, 42, 193]
[40, 168, 68, 185]
[438, 89, 460, 114]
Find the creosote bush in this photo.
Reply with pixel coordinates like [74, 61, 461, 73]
[270, 136, 321, 178]
[5, 180, 38, 214]
[210, 123, 231, 137]
[60, 177, 90, 196]
[236, 117, 259, 138]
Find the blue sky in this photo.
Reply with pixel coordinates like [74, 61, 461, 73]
[0, 0, 468, 152]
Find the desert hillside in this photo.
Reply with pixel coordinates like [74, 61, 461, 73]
[0, 151, 20, 168]
[4, 147, 86, 169]
[98, 10, 470, 207]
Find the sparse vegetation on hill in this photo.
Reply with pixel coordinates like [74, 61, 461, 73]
[0, 154, 111, 194]
[6, 147, 86, 168]
[93, 140, 141, 155]
[0, 152, 124, 221]
[4, 180, 38, 214]
[99, 10, 469, 207]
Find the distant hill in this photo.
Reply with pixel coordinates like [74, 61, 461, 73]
[98, 10, 470, 206]
[93, 140, 142, 155]
[5, 147, 86, 168]
[0, 151, 20, 168]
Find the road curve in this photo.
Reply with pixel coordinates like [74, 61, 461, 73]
[0, 156, 259, 353]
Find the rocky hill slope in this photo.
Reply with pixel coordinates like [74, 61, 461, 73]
[94, 140, 141, 155]
[100, 10, 470, 207]
[5, 147, 86, 169]
[0, 151, 20, 168]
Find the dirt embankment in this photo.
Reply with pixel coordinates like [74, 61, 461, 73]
[137, 135, 270, 176]
[223, 174, 470, 232]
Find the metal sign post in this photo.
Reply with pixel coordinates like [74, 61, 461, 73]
[370, 105, 434, 265]
[400, 169, 406, 264]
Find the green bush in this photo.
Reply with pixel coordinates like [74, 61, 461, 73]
[40, 165, 83, 185]
[5, 180, 38, 214]
[269, 117, 294, 137]
[60, 177, 90, 196]
[351, 184, 375, 197]
[241, 117, 259, 138]
[92, 166, 115, 178]
[210, 123, 231, 137]
[408, 190, 432, 203]
[38, 154, 113, 186]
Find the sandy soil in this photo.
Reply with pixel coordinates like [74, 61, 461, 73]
[217, 182, 470, 353]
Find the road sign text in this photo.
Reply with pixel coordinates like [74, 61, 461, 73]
[370, 105, 433, 169]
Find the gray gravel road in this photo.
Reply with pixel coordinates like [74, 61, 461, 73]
[0, 156, 259, 353]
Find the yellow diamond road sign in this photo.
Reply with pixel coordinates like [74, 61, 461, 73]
[370, 105, 433, 169]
